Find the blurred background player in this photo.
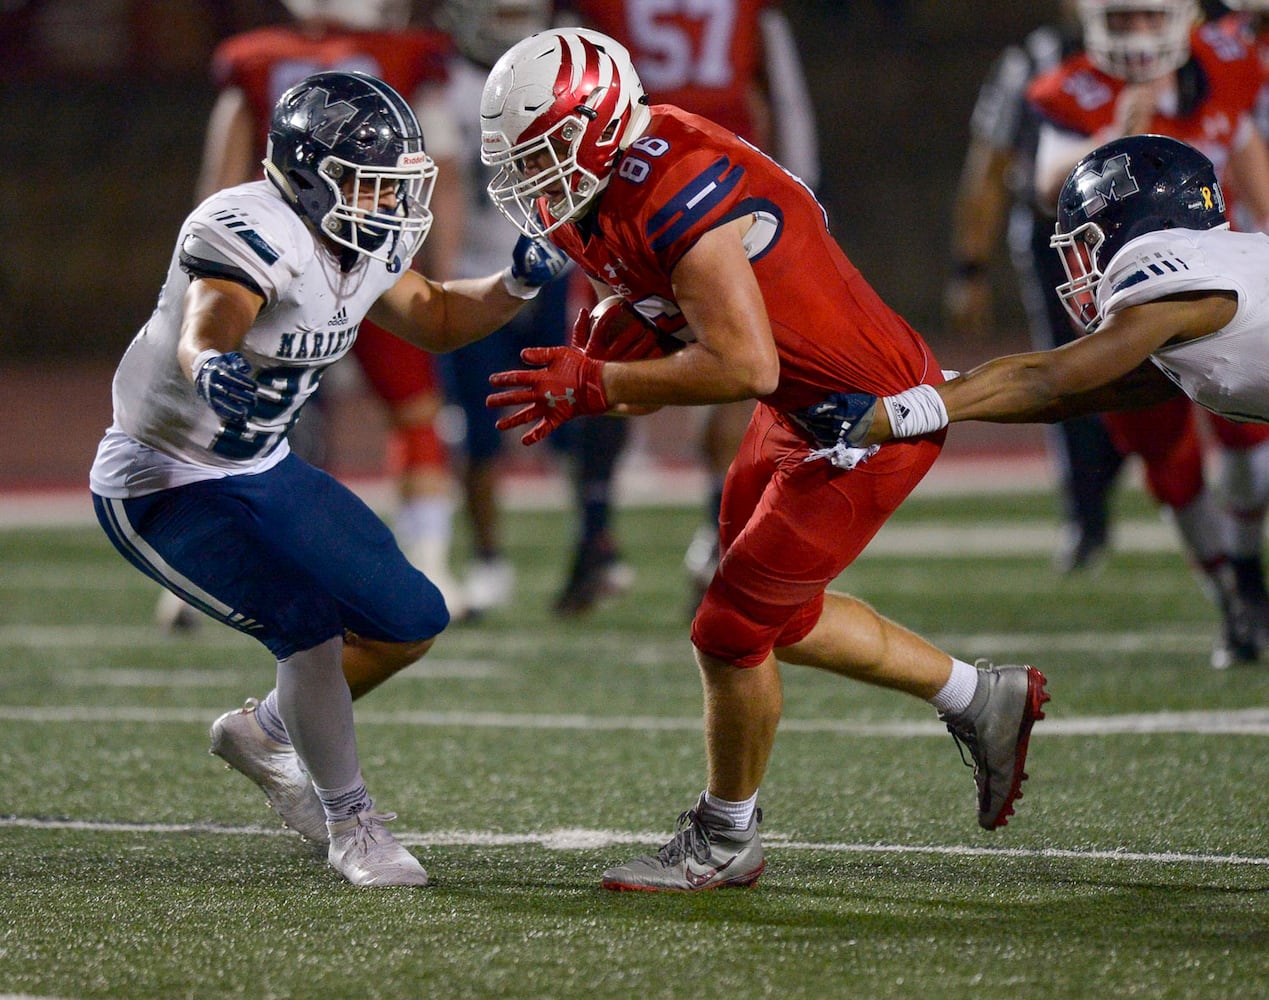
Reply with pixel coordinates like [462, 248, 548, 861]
[1028, 0, 1269, 666]
[946, 0, 1127, 574]
[564, 0, 821, 615]
[1214, 3, 1269, 224]
[429, 0, 578, 618]
[157, 0, 468, 632]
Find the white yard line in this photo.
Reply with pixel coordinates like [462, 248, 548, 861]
[0, 815, 1263, 867]
[0, 704, 1264, 734]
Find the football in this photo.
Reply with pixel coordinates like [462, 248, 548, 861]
[582, 295, 685, 362]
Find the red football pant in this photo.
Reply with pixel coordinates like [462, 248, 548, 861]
[692, 403, 944, 668]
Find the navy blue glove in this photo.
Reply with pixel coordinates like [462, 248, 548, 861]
[791, 391, 878, 450]
[194, 351, 259, 423]
[503, 234, 569, 298]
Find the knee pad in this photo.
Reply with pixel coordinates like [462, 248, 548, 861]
[692, 579, 822, 668]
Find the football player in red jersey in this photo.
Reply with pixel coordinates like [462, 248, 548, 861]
[1027, 0, 1269, 668]
[564, 0, 820, 617]
[1214, 2, 1269, 230]
[481, 28, 1051, 891]
[180, 0, 471, 619]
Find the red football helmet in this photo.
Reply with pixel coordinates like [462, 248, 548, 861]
[479, 28, 652, 236]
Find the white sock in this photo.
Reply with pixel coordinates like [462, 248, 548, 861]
[255, 690, 290, 745]
[313, 775, 373, 823]
[274, 636, 360, 791]
[929, 658, 978, 715]
[702, 790, 758, 831]
[1222, 442, 1269, 556]
[1167, 490, 1227, 567]
[395, 496, 454, 548]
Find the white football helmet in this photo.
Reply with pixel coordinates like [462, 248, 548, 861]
[437, 0, 553, 68]
[1077, 0, 1198, 82]
[480, 28, 652, 237]
[281, 0, 411, 31]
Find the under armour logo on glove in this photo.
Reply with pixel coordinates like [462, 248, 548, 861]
[194, 351, 259, 424]
[487, 346, 609, 445]
[544, 388, 576, 407]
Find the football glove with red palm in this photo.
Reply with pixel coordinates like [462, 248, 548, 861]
[487, 346, 609, 445]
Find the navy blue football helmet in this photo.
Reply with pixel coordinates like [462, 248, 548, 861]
[1051, 133, 1227, 331]
[265, 71, 436, 265]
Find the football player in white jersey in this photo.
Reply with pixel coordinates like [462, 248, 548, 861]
[89, 70, 564, 886]
[799, 134, 1269, 667]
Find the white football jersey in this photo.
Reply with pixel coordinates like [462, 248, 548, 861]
[91, 181, 412, 498]
[1099, 227, 1269, 424]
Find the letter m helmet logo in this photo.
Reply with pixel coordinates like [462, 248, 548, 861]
[292, 87, 359, 149]
[1078, 153, 1140, 217]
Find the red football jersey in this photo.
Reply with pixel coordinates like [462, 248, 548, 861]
[572, 0, 773, 143]
[1026, 25, 1260, 189]
[546, 106, 937, 410]
[211, 26, 451, 159]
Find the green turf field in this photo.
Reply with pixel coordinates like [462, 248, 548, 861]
[1, 488, 1265, 999]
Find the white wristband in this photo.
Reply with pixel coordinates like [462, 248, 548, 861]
[190, 348, 220, 383]
[501, 266, 541, 300]
[882, 384, 949, 438]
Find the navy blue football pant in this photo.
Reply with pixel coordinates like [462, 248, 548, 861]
[93, 453, 448, 659]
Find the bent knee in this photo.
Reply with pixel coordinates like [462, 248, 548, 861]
[352, 633, 435, 666]
[692, 581, 822, 669]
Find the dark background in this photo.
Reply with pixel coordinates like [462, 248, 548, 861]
[0, 0, 1068, 363]
[0, 0, 1236, 487]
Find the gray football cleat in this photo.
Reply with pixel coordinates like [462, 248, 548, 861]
[327, 810, 429, 887]
[940, 662, 1050, 830]
[601, 795, 765, 891]
[209, 700, 329, 844]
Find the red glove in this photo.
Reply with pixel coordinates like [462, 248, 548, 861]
[487, 346, 609, 445]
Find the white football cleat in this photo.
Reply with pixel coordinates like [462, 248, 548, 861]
[209, 700, 329, 844]
[464, 557, 516, 615]
[327, 810, 429, 887]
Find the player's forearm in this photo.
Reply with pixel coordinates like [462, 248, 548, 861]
[937, 357, 1073, 424]
[601, 342, 777, 407]
[433, 274, 528, 352]
[376, 273, 525, 354]
[860, 359, 1071, 447]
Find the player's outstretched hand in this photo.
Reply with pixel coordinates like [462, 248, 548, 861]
[503, 234, 570, 298]
[194, 351, 259, 423]
[487, 346, 609, 445]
